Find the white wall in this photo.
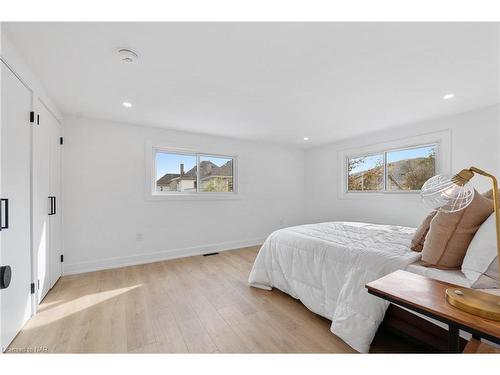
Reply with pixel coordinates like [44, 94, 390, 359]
[65, 106, 499, 274]
[304, 105, 500, 228]
[63, 116, 305, 274]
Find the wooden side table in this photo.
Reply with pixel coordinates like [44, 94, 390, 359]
[366, 270, 500, 353]
[463, 338, 500, 353]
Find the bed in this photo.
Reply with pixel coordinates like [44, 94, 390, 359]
[247, 221, 498, 353]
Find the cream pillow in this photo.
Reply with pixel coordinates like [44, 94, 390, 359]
[462, 213, 499, 289]
[421, 190, 493, 269]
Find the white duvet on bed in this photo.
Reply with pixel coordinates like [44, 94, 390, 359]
[248, 221, 421, 353]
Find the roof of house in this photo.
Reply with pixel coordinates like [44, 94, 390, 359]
[214, 161, 233, 177]
[157, 160, 233, 185]
[193, 160, 233, 178]
[156, 173, 180, 186]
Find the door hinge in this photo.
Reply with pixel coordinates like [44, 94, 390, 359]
[37, 114, 40, 125]
[37, 279, 40, 289]
[30, 111, 35, 123]
[60, 254, 64, 263]
[60, 137, 64, 145]
[30, 282, 35, 294]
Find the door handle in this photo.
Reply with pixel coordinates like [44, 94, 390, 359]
[0, 265, 12, 289]
[0, 198, 8, 230]
[48, 196, 54, 215]
[48, 196, 57, 215]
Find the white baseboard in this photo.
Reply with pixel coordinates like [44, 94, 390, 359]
[63, 237, 265, 275]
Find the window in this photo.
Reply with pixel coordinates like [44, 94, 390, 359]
[198, 155, 234, 193]
[155, 152, 197, 193]
[386, 145, 436, 191]
[154, 149, 235, 194]
[347, 153, 384, 191]
[347, 144, 437, 193]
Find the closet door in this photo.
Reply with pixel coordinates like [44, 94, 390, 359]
[0, 62, 33, 350]
[33, 100, 51, 301]
[48, 112, 62, 288]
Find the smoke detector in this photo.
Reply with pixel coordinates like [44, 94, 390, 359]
[117, 48, 139, 64]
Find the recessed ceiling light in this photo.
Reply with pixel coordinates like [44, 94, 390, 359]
[123, 102, 132, 108]
[443, 93, 455, 100]
[303, 137, 309, 141]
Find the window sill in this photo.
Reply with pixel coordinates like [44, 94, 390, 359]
[147, 193, 242, 201]
[339, 190, 422, 200]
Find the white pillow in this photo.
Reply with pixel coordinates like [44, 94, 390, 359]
[462, 213, 499, 289]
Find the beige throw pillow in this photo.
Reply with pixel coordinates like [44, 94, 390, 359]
[421, 190, 493, 269]
[482, 189, 500, 200]
[410, 210, 437, 252]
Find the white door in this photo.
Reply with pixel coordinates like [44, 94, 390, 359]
[0, 62, 33, 350]
[33, 100, 51, 301]
[48, 110, 62, 288]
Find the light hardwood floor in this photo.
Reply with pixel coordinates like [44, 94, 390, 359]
[7, 246, 418, 353]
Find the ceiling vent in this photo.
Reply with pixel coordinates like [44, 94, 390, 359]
[117, 48, 139, 64]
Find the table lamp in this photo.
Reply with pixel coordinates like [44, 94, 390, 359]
[421, 167, 500, 321]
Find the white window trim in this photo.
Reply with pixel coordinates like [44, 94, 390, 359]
[145, 141, 240, 201]
[338, 129, 451, 200]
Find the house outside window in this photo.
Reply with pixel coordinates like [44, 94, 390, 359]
[153, 149, 236, 195]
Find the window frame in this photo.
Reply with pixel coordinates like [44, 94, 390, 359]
[346, 143, 439, 194]
[339, 130, 451, 199]
[146, 143, 239, 201]
[345, 151, 385, 193]
[196, 153, 236, 195]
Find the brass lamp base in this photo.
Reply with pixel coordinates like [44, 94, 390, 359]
[445, 287, 500, 321]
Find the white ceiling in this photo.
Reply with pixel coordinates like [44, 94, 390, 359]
[3, 22, 499, 147]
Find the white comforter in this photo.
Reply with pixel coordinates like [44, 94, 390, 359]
[248, 221, 421, 353]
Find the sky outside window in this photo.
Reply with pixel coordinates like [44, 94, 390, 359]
[349, 154, 383, 174]
[387, 145, 435, 164]
[350, 145, 435, 174]
[156, 152, 196, 179]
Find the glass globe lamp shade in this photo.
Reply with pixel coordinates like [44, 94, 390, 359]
[420, 174, 475, 213]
